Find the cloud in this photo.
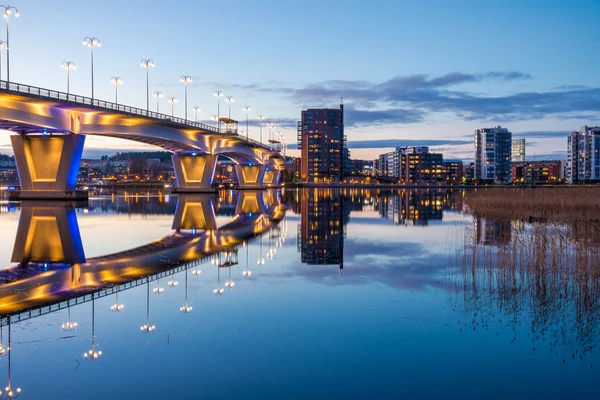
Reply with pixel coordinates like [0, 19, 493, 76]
[513, 131, 569, 139]
[288, 138, 471, 151]
[210, 71, 600, 127]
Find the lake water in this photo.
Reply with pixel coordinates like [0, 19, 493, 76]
[0, 188, 596, 399]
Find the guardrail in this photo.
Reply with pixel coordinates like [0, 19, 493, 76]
[0, 80, 269, 150]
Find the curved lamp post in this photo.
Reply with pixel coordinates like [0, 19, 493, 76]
[179, 75, 192, 120]
[242, 106, 251, 141]
[60, 61, 76, 95]
[140, 59, 154, 111]
[213, 90, 224, 131]
[1, 5, 19, 84]
[168, 97, 177, 117]
[192, 106, 201, 122]
[110, 76, 123, 103]
[82, 37, 101, 100]
[152, 91, 163, 113]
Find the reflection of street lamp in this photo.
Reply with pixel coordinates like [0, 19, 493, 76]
[83, 297, 102, 361]
[152, 91, 163, 113]
[61, 305, 78, 331]
[213, 90, 224, 131]
[192, 106, 201, 122]
[0, 318, 21, 398]
[110, 292, 124, 312]
[82, 36, 101, 100]
[256, 236, 265, 265]
[60, 61, 76, 95]
[141, 281, 156, 333]
[243, 243, 252, 277]
[180, 269, 192, 314]
[153, 279, 164, 294]
[242, 106, 251, 141]
[180, 75, 192, 120]
[1, 5, 19, 83]
[168, 97, 178, 117]
[213, 254, 224, 295]
[167, 272, 179, 287]
[110, 76, 123, 103]
[140, 59, 155, 111]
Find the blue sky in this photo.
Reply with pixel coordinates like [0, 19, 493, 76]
[1, 0, 599, 160]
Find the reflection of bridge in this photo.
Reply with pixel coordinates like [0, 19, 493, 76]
[0, 190, 285, 320]
[0, 81, 284, 199]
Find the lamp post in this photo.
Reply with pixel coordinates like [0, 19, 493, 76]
[268, 122, 275, 143]
[213, 90, 224, 131]
[192, 106, 201, 122]
[141, 281, 156, 333]
[60, 61, 76, 95]
[152, 91, 163, 113]
[168, 97, 177, 117]
[179, 75, 192, 120]
[224, 96, 234, 119]
[0, 41, 5, 83]
[140, 59, 154, 111]
[211, 115, 218, 128]
[82, 37, 101, 100]
[110, 76, 123, 103]
[243, 106, 251, 141]
[257, 115, 265, 144]
[1, 5, 19, 84]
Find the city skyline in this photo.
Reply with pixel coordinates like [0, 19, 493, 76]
[0, 1, 598, 161]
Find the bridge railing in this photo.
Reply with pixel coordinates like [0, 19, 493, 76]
[0, 80, 269, 150]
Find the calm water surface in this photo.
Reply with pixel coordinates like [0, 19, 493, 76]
[0, 189, 596, 399]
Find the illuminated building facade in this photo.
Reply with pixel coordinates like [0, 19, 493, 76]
[474, 126, 512, 184]
[511, 139, 526, 162]
[567, 126, 600, 184]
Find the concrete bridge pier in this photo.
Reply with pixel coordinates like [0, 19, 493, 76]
[235, 164, 266, 190]
[171, 154, 218, 193]
[262, 167, 282, 187]
[10, 134, 87, 200]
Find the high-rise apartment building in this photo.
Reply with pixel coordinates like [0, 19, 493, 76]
[567, 126, 600, 184]
[298, 103, 346, 183]
[377, 146, 443, 183]
[511, 139, 526, 162]
[474, 126, 512, 184]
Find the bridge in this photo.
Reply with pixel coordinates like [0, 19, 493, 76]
[0, 190, 286, 320]
[0, 81, 285, 199]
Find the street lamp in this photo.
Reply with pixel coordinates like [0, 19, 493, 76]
[211, 115, 218, 128]
[110, 76, 123, 103]
[213, 90, 224, 131]
[140, 59, 154, 111]
[268, 122, 275, 143]
[257, 115, 265, 144]
[60, 61, 76, 95]
[1, 5, 19, 84]
[82, 37, 101, 100]
[180, 75, 192, 120]
[152, 91, 163, 113]
[243, 106, 251, 141]
[0, 41, 5, 83]
[225, 96, 235, 119]
[192, 106, 201, 122]
[168, 97, 177, 117]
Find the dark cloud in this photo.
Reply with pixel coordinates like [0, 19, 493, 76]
[208, 71, 600, 126]
[288, 138, 471, 151]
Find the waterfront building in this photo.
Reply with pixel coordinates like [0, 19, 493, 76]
[512, 160, 564, 184]
[567, 126, 600, 184]
[298, 102, 347, 183]
[474, 126, 512, 184]
[511, 139, 526, 162]
[442, 160, 465, 184]
[377, 146, 443, 183]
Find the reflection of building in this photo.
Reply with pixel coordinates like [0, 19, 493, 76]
[511, 139, 526, 162]
[567, 126, 600, 184]
[298, 103, 346, 183]
[475, 126, 512, 184]
[474, 217, 512, 246]
[298, 189, 350, 266]
[377, 190, 462, 226]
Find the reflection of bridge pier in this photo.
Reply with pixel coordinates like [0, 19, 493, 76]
[172, 194, 217, 231]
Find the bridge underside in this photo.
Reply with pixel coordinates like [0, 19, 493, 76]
[0, 89, 284, 196]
